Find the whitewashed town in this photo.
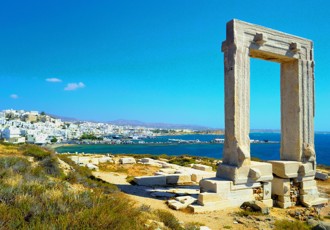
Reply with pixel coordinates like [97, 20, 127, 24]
[0, 109, 202, 145]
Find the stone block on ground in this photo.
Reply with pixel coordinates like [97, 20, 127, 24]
[301, 194, 321, 203]
[199, 178, 231, 193]
[166, 174, 191, 185]
[98, 156, 114, 164]
[139, 158, 154, 164]
[134, 175, 167, 186]
[301, 198, 328, 207]
[192, 164, 213, 172]
[176, 195, 197, 204]
[168, 187, 200, 196]
[197, 192, 222, 206]
[91, 158, 100, 165]
[200, 226, 211, 230]
[168, 196, 197, 210]
[86, 163, 99, 171]
[191, 172, 216, 183]
[119, 157, 136, 164]
[315, 171, 329, 181]
[168, 200, 186, 210]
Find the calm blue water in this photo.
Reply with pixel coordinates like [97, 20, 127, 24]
[56, 133, 330, 165]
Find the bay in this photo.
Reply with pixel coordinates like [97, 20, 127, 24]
[55, 133, 330, 166]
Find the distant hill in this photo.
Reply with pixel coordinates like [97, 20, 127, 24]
[49, 114, 79, 122]
[47, 114, 216, 130]
[108, 119, 216, 131]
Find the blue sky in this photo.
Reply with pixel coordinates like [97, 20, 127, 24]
[0, 0, 329, 130]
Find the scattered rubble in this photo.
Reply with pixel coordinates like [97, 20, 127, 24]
[233, 215, 275, 229]
[168, 196, 197, 210]
[316, 171, 329, 181]
[307, 219, 330, 230]
[68, 155, 114, 166]
[287, 207, 320, 221]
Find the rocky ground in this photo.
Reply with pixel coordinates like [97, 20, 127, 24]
[91, 157, 330, 230]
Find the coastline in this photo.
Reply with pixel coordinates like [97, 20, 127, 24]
[45, 143, 76, 150]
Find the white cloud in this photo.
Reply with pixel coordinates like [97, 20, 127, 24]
[64, 82, 85, 91]
[10, 94, 18, 99]
[46, 78, 62, 83]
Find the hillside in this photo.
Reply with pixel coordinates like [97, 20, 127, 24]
[1, 143, 329, 230]
[0, 143, 191, 230]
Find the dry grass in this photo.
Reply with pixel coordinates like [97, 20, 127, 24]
[0, 143, 21, 156]
[99, 162, 160, 177]
[0, 143, 151, 229]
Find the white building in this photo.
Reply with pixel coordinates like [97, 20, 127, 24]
[2, 127, 21, 139]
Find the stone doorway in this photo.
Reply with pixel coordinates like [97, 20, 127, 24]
[191, 20, 327, 212]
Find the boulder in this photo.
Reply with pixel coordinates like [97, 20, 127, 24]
[240, 201, 270, 215]
[119, 157, 136, 164]
[315, 172, 329, 181]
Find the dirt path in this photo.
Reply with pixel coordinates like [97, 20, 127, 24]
[93, 170, 330, 230]
[93, 171, 272, 230]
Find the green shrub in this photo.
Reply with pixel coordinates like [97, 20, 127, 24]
[168, 156, 196, 166]
[155, 209, 183, 230]
[235, 210, 265, 217]
[22, 145, 51, 160]
[40, 155, 64, 178]
[0, 157, 30, 174]
[274, 219, 310, 230]
[59, 155, 118, 193]
[185, 222, 203, 230]
[0, 152, 145, 229]
[126, 175, 135, 184]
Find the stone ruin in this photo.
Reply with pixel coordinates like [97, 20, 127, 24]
[189, 19, 328, 212]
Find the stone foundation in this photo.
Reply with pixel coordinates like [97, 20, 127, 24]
[191, 161, 274, 213]
[269, 160, 327, 208]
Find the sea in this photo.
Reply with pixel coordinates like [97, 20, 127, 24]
[55, 133, 330, 166]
